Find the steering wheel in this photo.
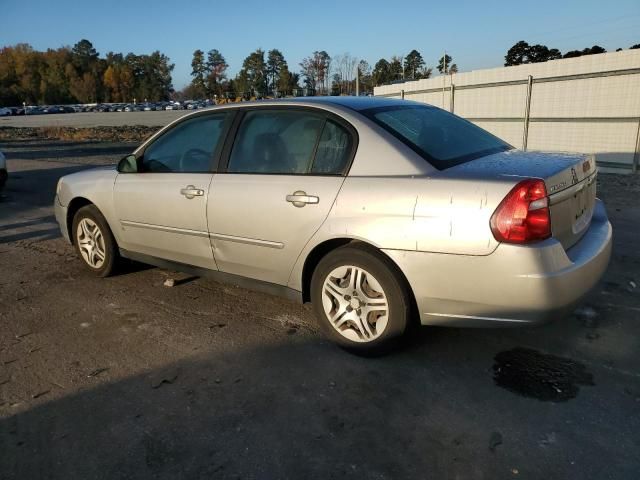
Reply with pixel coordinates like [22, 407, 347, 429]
[179, 148, 211, 172]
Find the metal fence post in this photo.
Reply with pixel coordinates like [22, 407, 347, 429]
[450, 83, 455, 113]
[401, 89, 405, 100]
[633, 117, 640, 174]
[522, 75, 533, 151]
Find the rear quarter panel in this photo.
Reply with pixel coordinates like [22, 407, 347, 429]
[287, 174, 516, 290]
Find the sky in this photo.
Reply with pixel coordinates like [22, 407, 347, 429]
[2, 0, 639, 89]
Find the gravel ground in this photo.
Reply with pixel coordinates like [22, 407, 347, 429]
[1, 139, 639, 479]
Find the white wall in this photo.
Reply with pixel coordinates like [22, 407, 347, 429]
[374, 50, 640, 173]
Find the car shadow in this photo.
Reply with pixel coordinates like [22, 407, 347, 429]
[1, 327, 637, 480]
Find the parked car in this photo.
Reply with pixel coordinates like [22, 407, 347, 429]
[0, 150, 7, 191]
[53, 98, 612, 353]
[0, 107, 11, 116]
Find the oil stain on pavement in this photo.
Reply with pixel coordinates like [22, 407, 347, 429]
[493, 347, 594, 402]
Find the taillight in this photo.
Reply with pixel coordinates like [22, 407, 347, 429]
[490, 179, 551, 244]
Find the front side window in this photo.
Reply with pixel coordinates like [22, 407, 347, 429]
[227, 110, 325, 174]
[363, 105, 512, 169]
[142, 113, 228, 173]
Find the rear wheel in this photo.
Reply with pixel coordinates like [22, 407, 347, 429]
[72, 205, 119, 277]
[310, 245, 410, 354]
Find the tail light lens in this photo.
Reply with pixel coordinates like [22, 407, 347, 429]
[490, 179, 551, 244]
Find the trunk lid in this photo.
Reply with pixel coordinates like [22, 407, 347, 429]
[445, 150, 597, 250]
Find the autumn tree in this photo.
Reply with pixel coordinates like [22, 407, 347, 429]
[206, 49, 228, 97]
[300, 51, 331, 94]
[0, 40, 174, 105]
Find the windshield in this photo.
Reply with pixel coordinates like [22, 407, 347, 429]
[362, 105, 512, 169]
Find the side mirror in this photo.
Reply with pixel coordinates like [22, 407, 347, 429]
[117, 154, 139, 173]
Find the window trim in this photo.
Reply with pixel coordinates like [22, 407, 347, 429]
[135, 110, 235, 174]
[217, 105, 359, 177]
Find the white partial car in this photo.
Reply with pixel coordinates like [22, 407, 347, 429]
[0, 107, 12, 117]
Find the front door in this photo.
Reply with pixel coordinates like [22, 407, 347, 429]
[114, 112, 230, 269]
[208, 108, 355, 285]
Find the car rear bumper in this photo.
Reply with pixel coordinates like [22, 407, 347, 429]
[54, 195, 71, 243]
[384, 199, 612, 327]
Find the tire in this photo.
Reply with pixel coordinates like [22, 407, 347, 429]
[310, 244, 411, 354]
[72, 204, 119, 277]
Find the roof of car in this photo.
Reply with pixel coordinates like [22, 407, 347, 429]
[289, 96, 414, 111]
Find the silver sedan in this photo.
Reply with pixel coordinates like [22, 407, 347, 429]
[54, 97, 612, 353]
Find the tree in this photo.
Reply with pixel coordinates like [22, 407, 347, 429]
[372, 58, 391, 86]
[235, 69, 251, 99]
[190, 49, 207, 98]
[300, 51, 331, 94]
[528, 45, 561, 63]
[266, 49, 286, 94]
[71, 39, 98, 71]
[205, 49, 228, 97]
[505, 41, 530, 66]
[357, 59, 373, 93]
[388, 56, 403, 81]
[331, 53, 357, 94]
[242, 49, 267, 96]
[505, 41, 562, 65]
[403, 50, 424, 80]
[563, 45, 606, 59]
[437, 54, 453, 74]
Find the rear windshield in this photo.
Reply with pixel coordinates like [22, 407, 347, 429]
[362, 105, 512, 169]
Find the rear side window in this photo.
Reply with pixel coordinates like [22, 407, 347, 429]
[363, 105, 512, 169]
[311, 120, 352, 174]
[227, 110, 324, 174]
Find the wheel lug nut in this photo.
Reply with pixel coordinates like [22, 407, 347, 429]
[344, 295, 351, 300]
[346, 306, 353, 312]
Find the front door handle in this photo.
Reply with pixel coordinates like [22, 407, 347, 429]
[286, 191, 319, 208]
[180, 185, 204, 199]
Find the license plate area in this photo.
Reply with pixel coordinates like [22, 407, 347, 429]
[572, 178, 596, 234]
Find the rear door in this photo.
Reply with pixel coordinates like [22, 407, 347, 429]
[113, 111, 231, 268]
[208, 108, 355, 285]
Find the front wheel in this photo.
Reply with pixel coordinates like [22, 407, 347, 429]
[72, 205, 119, 277]
[310, 245, 411, 354]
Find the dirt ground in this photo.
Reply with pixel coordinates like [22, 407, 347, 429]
[1, 139, 639, 479]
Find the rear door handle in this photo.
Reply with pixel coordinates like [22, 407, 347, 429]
[180, 185, 204, 199]
[286, 191, 319, 208]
